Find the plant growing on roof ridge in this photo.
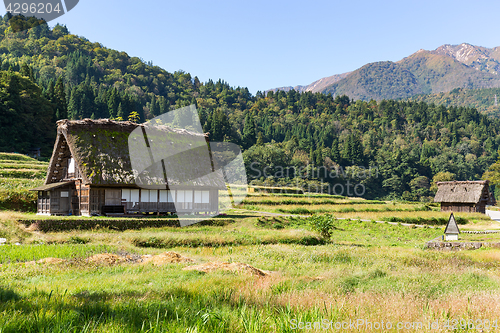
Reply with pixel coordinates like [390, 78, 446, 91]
[128, 111, 140, 123]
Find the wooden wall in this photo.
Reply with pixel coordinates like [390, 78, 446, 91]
[106, 188, 219, 215]
[440, 203, 485, 214]
[37, 186, 73, 215]
[40, 186, 220, 216]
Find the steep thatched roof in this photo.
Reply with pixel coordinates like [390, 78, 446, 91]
[433, 180, 489, 204]
[45, 119, 225, 188]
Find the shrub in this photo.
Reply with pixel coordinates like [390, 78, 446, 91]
[308, 214, 336, 239]
[68, 236, 90, 244]
[0, 189, 37, 212]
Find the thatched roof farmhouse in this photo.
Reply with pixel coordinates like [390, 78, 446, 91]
[433, 180, 492, 214]
[31, 119, 225, 216]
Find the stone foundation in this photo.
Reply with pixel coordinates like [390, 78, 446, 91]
[426, 241, 500, 251]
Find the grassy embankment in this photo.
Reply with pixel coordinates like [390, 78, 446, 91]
[0, 152, 47, 212]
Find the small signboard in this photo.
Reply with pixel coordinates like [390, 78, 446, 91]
[444, 213, 460, 241]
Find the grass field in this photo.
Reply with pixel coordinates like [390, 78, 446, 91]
[2, 153, 500, 332]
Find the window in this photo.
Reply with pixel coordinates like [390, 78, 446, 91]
[194, 191, 202, 203]
[68, 158, 75, 174]
[177, 190, 185, 202]
[141, 190, 149, 202]
[202, 191, 210, 204]
[150, 190, 158, 202]
[130, 190, 140, 203]
[184, 190, 193, 203]
[122, 189, 131, 202]
[160, 190, 174, 202]
[60, 191, 69, 198]
[194, 191, 210, 203]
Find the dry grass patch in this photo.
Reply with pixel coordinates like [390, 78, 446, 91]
[24, 257, 66, 265]
[183, 261, 270, 276]
[86, 253, 128, 265]
[141, 251, 194, 265]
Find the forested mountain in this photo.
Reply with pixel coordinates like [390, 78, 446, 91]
[241, 90, 500, 199]
[0, 14, 253, 155]
[409, 87, 500, 118]
[2, 15, 500, 200]
[271, 44, 500, 102]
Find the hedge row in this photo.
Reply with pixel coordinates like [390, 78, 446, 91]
[250, 186, 304, 194]
[132, 235, 325, 248]
[19, 218, 235, 232]
[0, 189, 37, 212]
[382, 216, 468, 225]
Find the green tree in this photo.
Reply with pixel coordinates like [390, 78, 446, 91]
[54, 77, 67, 119]
[482, 150, 500, 190]
[242, 113, 256, 148]
[331, 137, 340, 162]
[107, 88, 119, 118]
[430, 171, 456, 193]
[256, 132, 264, 146]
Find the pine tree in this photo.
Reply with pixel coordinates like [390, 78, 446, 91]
[158, 96, 168, 115]
[149, 95, 158, 117]
[54, 77, 67, 119]
[210, 109, 222, 141]
[256, 132, 264, 146]
[67, 87, 79, 119]
[343, 133, 364, 165]
[342, 135, 351, 162]
[315, 143, 325, 166]
[116, 102, 124, 120]
[331, 137, 340, 162]
[242, 113, 256, 148]
[20, 64, 34, 81]
[45, 79, 55, 103]
[315, 147, 323, 166]
[210, 109, 230, 142]
[107, 88, 119, 118]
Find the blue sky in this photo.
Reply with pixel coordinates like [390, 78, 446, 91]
[2, 0, 500, 94]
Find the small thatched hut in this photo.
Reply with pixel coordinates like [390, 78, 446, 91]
[31, 119, 225, 216]
[433, 180, 492, 214]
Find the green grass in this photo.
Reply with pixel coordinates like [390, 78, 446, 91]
[448, 232, 500, 243]
[0, 244, 112, 263]
[0, 152, 46, 162]
[0, 169, 46, 178]
[1, 167, 500, 331]
[1, 244, 500, 332]
[0, 177, 45, 190]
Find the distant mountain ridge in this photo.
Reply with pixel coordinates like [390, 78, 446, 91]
[269, 43, 500, 101]
[432, 44, 500, 74]
[267, 72, 350, 93]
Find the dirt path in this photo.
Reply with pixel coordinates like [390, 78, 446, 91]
[486, 210, 500, 222]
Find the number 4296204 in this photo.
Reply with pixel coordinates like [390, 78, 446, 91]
[6, 2, 62, 14]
